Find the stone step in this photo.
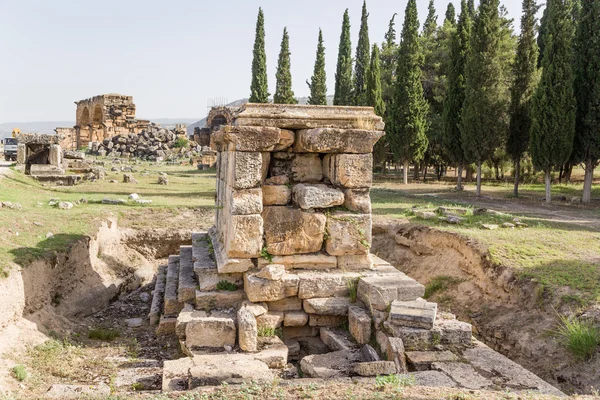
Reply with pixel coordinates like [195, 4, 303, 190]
[177, 245, 197, 304]
[163, 255, 183, 316]
[193, 231, 244, 292]
[406, 350, 459, 371]
[357, 273, 425, 312]
[148, 265, 167, 326]
[195, 290, 245, 311]
[389, 299, 438, 330]
[185, 316, 237, 350]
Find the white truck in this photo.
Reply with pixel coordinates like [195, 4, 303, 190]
[2, 137, 18, 161]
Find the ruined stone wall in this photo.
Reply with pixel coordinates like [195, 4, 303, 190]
[56, 127, 77, 150]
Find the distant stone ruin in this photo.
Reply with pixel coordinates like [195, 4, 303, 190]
[150, 104, 562, 395]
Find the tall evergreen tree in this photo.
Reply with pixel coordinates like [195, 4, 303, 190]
[573, 0, 600, 203]
[380, 14, 398, 113]
[467, 0, 476, 17]
[423, 0, 438, 37]
[388, 0, 429, 185]
[334, 10, 353, 106]
[249, 7, 269, 103]
[537, 4, 549, 67]
[446, 3, 457, 25]
[442, 0, 471, 190]
[354, 1, 371, 105]
[274, 28, 297, 104]
[307, 29, 327, 106]
[460, 0, 508, 196]
[366, 44, 385, 116]
[530, 0, 576, 203]
[507, 0, 539, 197]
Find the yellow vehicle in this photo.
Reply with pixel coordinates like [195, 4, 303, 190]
[12, 128, 20, 137]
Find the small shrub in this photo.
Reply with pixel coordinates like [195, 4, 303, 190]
[88, 328, 120, 341]
[347, 278, 358, 303]
[11, 364, 27, 381]
[554, 315, 600, 360]
[424, 275, 463, 299]
[216, 280, 238, 291]
[260, 246, 273, 263]
[258, 327, 276, 337]
[173, 137, 189, 148]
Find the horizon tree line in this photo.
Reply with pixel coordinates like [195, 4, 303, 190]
[248, 0, 600, 204]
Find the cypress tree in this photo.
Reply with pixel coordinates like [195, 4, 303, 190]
[307, 29, 327, 106]
[537, 5, 549, 68]
[380, 14, 398, 113]
[249, 7, 269, 103]
[274, 28, 297, 105]
[423, 0, 438, 37]
[442, 0, 471, 190]
[460, 0, 508, 196]
[366, 44, 385, 117]
[467, 0, 476, 17]
[530, 0, 576, 204]
[334, 10, 353, 106]
[388, 0, 429, 185]
[446, 3, 457, 25]
[354, 1, 371, 106]
[507, 0, 539, 197]
[573, 0, 600, 203]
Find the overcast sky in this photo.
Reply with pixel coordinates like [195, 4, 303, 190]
[0, 0, 527, 123]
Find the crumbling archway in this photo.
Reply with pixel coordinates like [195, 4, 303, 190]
[80, 107, 91, 126]
[93, 105, 103, 126]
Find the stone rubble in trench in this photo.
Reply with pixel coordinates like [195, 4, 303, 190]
[136, 104, 564, 396]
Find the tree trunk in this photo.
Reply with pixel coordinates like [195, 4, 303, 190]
[558, 165, 564, 184]
[423, 163, 428, 182]
[403, 162, 409, 185]
[565, 163, 573, 183]
[494, 164, 500, 180]
[545, 170, 552, 204]
[413, 162, 419, 180]
[513, 157, 520, 197]
[476, 162, 482, 196]
[582, 159, 594, 203]
[457, 165, 464, 191]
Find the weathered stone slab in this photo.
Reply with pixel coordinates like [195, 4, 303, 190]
[406, 351, 459, 371]
[267, 297, 303, 312]
[185, 317, 236, 348]
[295, 128, 384, 154]
[282, 325, 320, 340]
[262, 185, 292, 206]
[324, 153, 373, 188]
[348, 306, 371, 344]
[209, 227, 254, 274]
[336, 255, 373, 271]
[244, 272, 299, 302]
[164, 256, 183, 316]
[291, 153, 323, 182]
[274, 129, 295, 151]
[387, 337, 408, 373]
[437, 317, 472, 347]
[284, 310, 309, 326]
[297, 270, 361, 299]
[258, 253, 337, 270]
[292, 184, 344, 210]
[325, 213, 372, 256]
[229, 188, 263, 215]
[262, 206, 326, 256]
[410, 371, 457, 388]
[226, 151, 263, 189]
[162, 357, 194, 392]
[238, 307, 258, 352]
[309, 314, 346, 327]
[357, 274, 425, 311]
[224, 214, 263, 259]
[195, 290, 244, 311]
[320, 327, 357, 351]
[343, 189, 372, 213]
[213, 126, 282, 151]
[389, 299, 437, 330]
[188, 354, 273, 387]
[303, 298, 352, 316]
[156, 315, 177, 336]
[149, 265, 167, 325]
[256, 312, 284, 329]
[300, 350, 360, 378]
[175, 305, 207, 338]
[177, 246, 196, 304]
[352, 361, 397, 377]
[431, 362, 491, 390]
[255, 336, 289, 368]
[45, 384, 110, 399]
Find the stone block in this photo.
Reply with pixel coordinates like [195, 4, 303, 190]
[294, 128, 384, 154]
[292, 184, 344, 210]
[297, 270, 361, 299]
[262, 206, 326, 256]
[282, 325, 319, 340]
[284, 311, 309, 326]
[175, 305, 207, 338]
[185, 317, 236, 348]
[361, 344, 380, 362]
[351, 361, 397, 377]
[162, 357, 195, 392]
[267, 297, 303, 312]
[49, 144, 62, 166]
[387, 337, 408, 373]
[209, 227, 254, 274]
[437, 317, 473, 347]
[256, 264, 286, 281]
[406, 351, 459, 371]
[16, 143, 26, 164]
[273, 129, 295, 151]
[303, 297, 352, 316]
[349, 306, 372, 344]
[300, 350, 360, 379]
[389, 299, 437, 330]
[257, 253, 337, 270]
[229, 188, 263, 215]
[337, 255, 373, 271]
[320, 327, 356, 351]
[265, 175, 290, 185]
[238, 307, 258, 352]
[213, 126, 281, 151]
[256, 311, 284, 330]
[195, 290, 245, 311]
[324, 153, 373, 188]
[262, 185, 291, 206]
[325, 213, 372, 256]
[224, 214, 263, 258]
[156, 315, 177, 336]
[357, 274, 425, 311]
[227, 151, 263, 189]
[244, 273, 288, 303]
[431, 362, 491, 390]
[309, 314, 346, 327]
[382, 323, 440, 351]
[241, 301, 268, 317]
[291, 153, 323, 182]
[255, 336, 289, 368]
[188, 354, 273, 387]
[343, 189, 372, 213]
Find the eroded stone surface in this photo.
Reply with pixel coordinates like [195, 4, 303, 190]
[262, 207, 326, 256]
[292, 153, 323, 182]
[262, 185, 292, 206]
[293, 184, 344, 210]
[352, 361, 397, 377]
[238, 307, 258, 352]
[357, 274, 425, 311]
[325, 213, 372, 256]
[188, 354, 274, 387]
[389, 299, 438, 330]
[349, 306, 371, 344]
[324, 153, 373, 188]
[406, 351, 459, 371]
[300, 350, 360, 378]
[303, 298, 352, 316]
[295, 128, 384, 154]
[185, 317, 236, 348]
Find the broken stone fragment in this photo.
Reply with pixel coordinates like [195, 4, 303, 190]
[273, 129, 295, 151]
[256, 264, 286, 281]
[325, 213, 372, 256]
[229, 188, 263, 215]
[300, 350, 360, 378]
[389, 299, 438, 330]
[240, 301, 268, 317]
[361, 344, 381, 361]
[351, 361, 397, 377]
[357, 274, 425, 311]
[303, 297, 352, 316]
[349, 306, 372, 344]
[238, 307, 258, 352]
[283, 310, 309, 327]
[294, 128, 384, 154]
[262, 206, 326, 256]
[224, 214, 263, 258]
[244, 272, 299, 302]
[256, 312, 284, 330]
[406, 350, 459, 371]
[262, 185, 291, 206]
[292, 184, 345, 210]
[343, 189, 372, 213]
[185, 317, 236, 348]
[264, 175, 290, 185]
[323, 153, 373, 188]
[213, 126, 282, 152]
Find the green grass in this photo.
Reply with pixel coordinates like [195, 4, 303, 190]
[553, 314, 600, 360]
[346, 278, 358, 303]
[216, 280, 239, 291]
[0, 162, 216, 276]
[11, 364, 27, 381]
[257, 327, 283, 339]
[374, 374, 415, 390]
[424, 275, 464, 299]
[88, 328, 120, 341]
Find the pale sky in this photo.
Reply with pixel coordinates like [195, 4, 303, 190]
[0, 0, 526, 123]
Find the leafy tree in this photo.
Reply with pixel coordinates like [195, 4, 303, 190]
[388, 0, 429, 184]
[380, 14, 398, 114]
[442, 0, 471, 190]
[274, 28, 297, 104]
[507, 0, 540, 197]
[334, 10, 353, 106]
[366, 44, 385, 117]
[573, 0, 600, 203]
[249, 8, 269, 103]
[354, 1, 371, 106]
[460, 0, 509, 196]
[530, 0, 576, 203]
[423, 0, 438, 37]
[307, 29, 327, 106]
[446, 3, 457, 25]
